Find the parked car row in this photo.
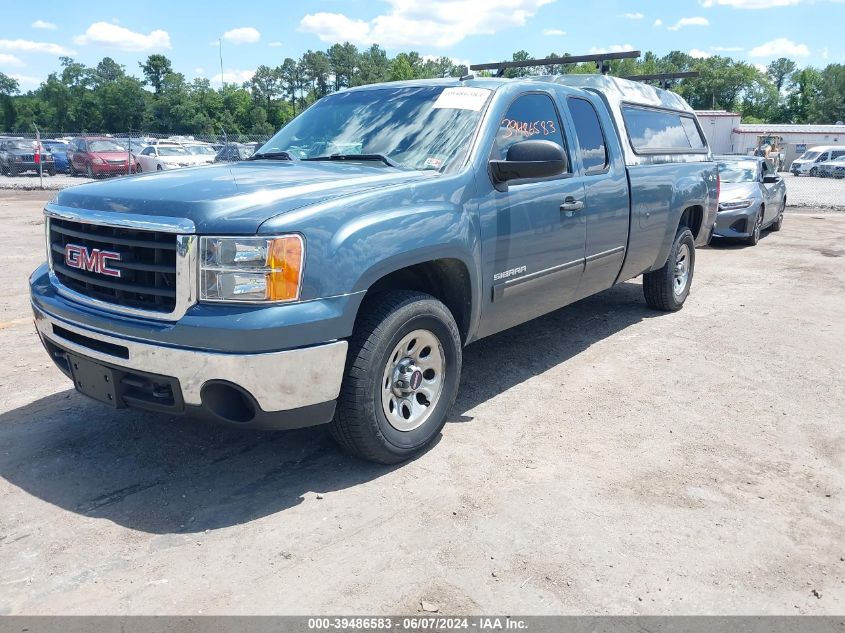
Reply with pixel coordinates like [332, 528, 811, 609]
[790, 145, 845, 178]
[0, 134, 264, 178]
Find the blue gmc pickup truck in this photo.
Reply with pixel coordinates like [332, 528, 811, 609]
[30, 74, 717, 463]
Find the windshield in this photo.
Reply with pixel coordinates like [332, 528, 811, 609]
[186, 145, 215, 155]
[257, 85, 491, 172]
[718, 161, 758, 183]
[158, 146, 189, 156]
[799, 151, 820, 161]
[8, 141, 35, 150]
[88, 140, 125, 153]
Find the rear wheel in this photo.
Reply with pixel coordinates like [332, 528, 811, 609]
[643, 227, 696, 312]
[331, 290, 462, 464]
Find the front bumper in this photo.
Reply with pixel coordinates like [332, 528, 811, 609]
[713, 204, 759, 239]
[33, 304, 348, 429]
[92, 163, 134, 175]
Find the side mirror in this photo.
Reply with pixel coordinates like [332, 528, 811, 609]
[763, 174, 779, 183]
[490, 140, 568, 183]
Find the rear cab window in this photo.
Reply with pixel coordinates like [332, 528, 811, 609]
[622, 106, 707, 153]
[493, 92, 569, 175]
[567, 97, 608, 174]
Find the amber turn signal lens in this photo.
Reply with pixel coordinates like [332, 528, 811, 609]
[265, 236, 304, 301]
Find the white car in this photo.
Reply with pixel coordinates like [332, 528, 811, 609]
[135, 144, 199, 172]
[181, 143, 218, 165]
[790, 145, 845, 176]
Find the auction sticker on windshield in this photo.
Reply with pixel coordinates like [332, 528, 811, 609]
[432, 87, 492, 111]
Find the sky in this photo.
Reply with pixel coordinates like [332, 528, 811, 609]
[1, 0, 843, 91]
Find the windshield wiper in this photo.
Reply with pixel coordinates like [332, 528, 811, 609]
[247, 151, 297, 161]
[302, 153, 402, 168]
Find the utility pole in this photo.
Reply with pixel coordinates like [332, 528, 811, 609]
[219, 39, 225, 89]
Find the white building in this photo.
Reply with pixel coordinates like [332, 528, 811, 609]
[695, 110, 845, 168]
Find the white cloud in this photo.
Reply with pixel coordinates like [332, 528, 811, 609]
[0, 53, 25, 68]
[588, 44, 635, 54]
[222, 27, 261, 45]
[543, 28, 566, 36]
[712, 45, 744, 52]
[653, 18, 663, 26]
[0, 39, 75, 55]
[754, 63, 768, 72]
[689, 48, 712, 58]
[73, 22, 171, 52]
[212, 68, 256, 84]
[701, 0, 802, 8]
[268, 41, 284, 47]
[623, 12, 644, 19]
[194, 67, 205, 75]
[9, 74, 42, 88]
[667, 16, 710, 30]
[749, 37, 809, 57]
[31, 20, 57, 30]
[299, 0, 555, 48]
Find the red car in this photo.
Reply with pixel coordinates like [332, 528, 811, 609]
[67, 136, 136, 178]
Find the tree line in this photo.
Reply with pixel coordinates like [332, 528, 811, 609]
[0, 44, 843, 136]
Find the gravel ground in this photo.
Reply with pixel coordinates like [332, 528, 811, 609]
[0, 191, 843, 615]
[1, 169, 844, 209]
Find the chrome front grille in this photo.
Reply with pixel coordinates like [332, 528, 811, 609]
[50, 218, 178, 313]
[44, 206, 197, 321]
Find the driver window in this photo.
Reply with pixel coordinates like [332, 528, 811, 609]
[493, 93, 567, 168]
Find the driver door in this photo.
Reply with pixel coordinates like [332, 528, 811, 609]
[477, 91, 587, 338]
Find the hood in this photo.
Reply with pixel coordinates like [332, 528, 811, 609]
[53, 160, 433, 234]
[92, 151, 131, 160]
[719, 182, 759, 203]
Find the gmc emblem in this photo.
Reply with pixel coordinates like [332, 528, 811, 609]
[64, 244, 122, 278]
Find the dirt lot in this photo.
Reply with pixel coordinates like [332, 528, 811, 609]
[0, 190, 843, 615]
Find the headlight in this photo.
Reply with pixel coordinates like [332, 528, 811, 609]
[200, 235, 304, 303]
[718, 199, 753, 211]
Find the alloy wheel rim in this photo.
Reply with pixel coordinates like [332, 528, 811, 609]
[673, 243, 691, 297]
[380, 329, 445, 432]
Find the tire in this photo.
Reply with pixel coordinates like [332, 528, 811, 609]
[86, 164, 94, 179]
[69, 162, 77, 177]
[156, 164, 163, 171]
[643, 226, 695, 312]
[9, 164, 18, 177]
[331, 290, 462, 464]
[809, 167, 818, 177]
[47, 167, 56, 176]
[745, 207, 763, 246]
[769, 199, 785, 232]
[135, 163, 142, 174]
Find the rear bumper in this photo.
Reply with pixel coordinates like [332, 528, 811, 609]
[33, 304, 347, 429]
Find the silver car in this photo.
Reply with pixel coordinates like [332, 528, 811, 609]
[817, 155, 845, 178]
[714, 156, 786, 246]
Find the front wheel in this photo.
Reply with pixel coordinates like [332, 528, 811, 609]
[769, 199, 785, 232]
[809, 167, 818, 177]
[86, 164, 94, 179]
[643, 227, 696, 312]
[331, 290, 462, 464]
[745, 207, 763, 246]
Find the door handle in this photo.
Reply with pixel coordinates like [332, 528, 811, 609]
[560, 197, 584, 213]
